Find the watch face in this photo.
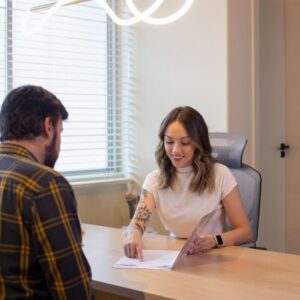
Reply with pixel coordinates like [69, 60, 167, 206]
[216, 235, 223, 246]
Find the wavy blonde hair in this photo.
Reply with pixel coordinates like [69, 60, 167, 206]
[155, 106, 215, 194]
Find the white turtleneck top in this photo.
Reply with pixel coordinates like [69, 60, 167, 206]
[142, 163, 237, 238]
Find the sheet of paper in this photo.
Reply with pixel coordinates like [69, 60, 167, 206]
[114, 250, 180, 270]
[115, 207, 221, 270]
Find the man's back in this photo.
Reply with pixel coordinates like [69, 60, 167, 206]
[0, 143, 93, 299]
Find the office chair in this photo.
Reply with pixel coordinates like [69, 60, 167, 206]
[209, 132, 263, 248]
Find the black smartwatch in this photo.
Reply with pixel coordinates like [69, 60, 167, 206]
[214, 234, 223, 247]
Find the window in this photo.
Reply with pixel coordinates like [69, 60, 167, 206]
[0, 0, 134, 183]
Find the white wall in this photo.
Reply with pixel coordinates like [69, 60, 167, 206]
[227, 0, 258, 166]
[134, 0, 228, 183]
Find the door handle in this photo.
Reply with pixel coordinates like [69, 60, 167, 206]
[279, 143, 290, 158]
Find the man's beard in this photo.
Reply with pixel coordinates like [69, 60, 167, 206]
[44, 132, 59, 168]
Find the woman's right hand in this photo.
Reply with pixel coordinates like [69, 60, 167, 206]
[123, 188, 155, 261]
[124, 229, 144, 261]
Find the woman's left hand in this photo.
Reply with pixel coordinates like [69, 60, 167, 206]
[186, 234, 216, 255]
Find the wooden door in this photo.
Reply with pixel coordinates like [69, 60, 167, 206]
[285, 0, 300, 254]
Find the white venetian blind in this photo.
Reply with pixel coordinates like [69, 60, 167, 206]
[1, 0, 135, 183]
[0, 2, 6, 101]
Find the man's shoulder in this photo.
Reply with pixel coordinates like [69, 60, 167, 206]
[37, 163, 69, 185]
[5, 156, 69, 190]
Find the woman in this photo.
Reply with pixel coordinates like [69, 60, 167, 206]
[124, 106, 253, 260]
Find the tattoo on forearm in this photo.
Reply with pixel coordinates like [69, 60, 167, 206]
[132, 190, 152, 235]
[126, 223, 144, 237]
[133, 223, 144, 235]
[140, 189, 149, 200]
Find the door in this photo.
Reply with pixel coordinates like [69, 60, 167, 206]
[257, 0, 286, 252]
[285, 0, 300, 254]
[258, 0, 300, 254]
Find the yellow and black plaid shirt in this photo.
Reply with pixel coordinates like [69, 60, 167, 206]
[0, 143, 94, 300]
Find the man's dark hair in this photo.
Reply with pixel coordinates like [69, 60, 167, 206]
[0, 85, 68, 142]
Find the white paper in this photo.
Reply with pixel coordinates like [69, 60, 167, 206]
[115, 208, 221, 270]
[114, 250, 180, 270]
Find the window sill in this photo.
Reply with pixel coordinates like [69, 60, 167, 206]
[70, 177, 133, 190]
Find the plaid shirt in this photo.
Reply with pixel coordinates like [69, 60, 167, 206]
[0, 143, 94, 300]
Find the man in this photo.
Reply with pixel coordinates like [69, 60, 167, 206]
[0, 85, 94, 299]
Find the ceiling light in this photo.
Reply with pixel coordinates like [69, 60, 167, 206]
[23, 0, 194, 35]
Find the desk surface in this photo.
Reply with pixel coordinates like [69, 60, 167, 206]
[83, 224, 300, 300]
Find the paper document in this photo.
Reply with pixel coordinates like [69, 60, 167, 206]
[114, 208, 221, 270]
[114, 250, 180, 269]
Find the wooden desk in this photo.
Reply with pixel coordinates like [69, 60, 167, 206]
[83, 224, 300, 300]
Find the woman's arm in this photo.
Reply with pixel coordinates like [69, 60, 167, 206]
[187, 186, 253, 255]
[124, 189, 156, 260]
[220, 186, 253, 246]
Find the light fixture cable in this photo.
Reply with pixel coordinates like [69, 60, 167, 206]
[22, 0, 194, 35]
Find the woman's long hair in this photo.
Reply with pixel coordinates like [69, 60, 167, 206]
[155, 106, 215, 194]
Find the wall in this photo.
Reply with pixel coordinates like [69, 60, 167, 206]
[134, 0, 228, 183]
[75, 181, 167, 234]
[227, 0, 258, 166]
[75, 182, 129, 228]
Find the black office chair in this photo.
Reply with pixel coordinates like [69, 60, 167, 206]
[209, 132, 264, 248]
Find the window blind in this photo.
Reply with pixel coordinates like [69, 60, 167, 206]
[1, 0, 135, 183]
[0, 2, 6, 101]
